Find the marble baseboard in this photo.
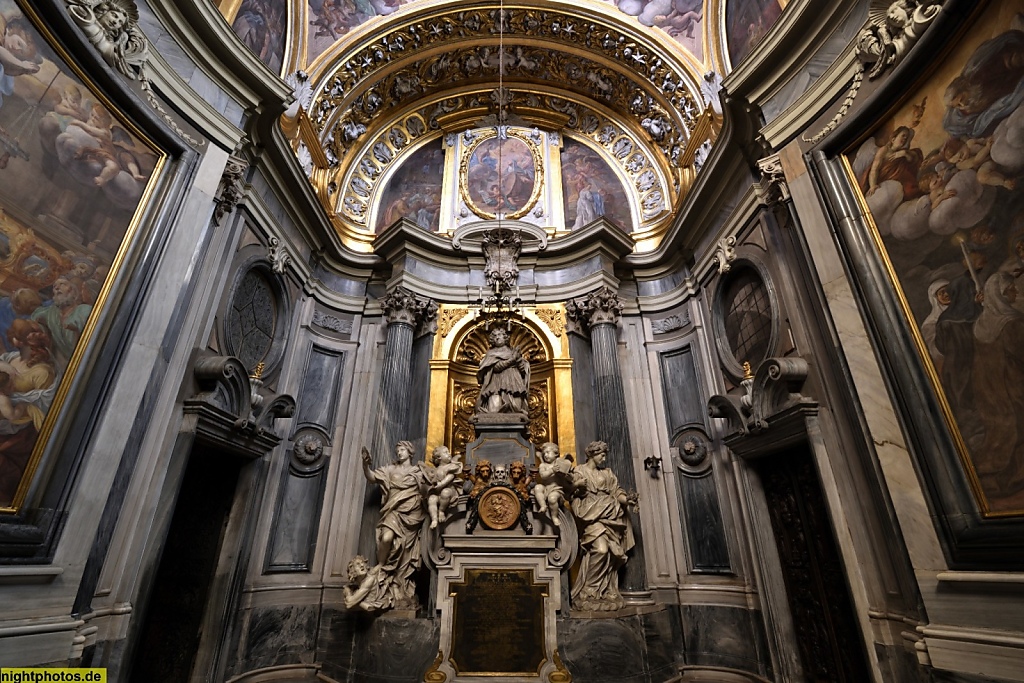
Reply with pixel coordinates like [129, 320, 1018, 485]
[317, 609, 440, 683]
[679, 605, 771, 679]
[557, 607, 683, 683]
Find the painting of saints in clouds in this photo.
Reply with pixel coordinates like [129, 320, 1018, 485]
[561, 139, 632, 232]
[374, 140, 444, 232]
[0, 0, 160, 510]
[848, 2, 1024, 515]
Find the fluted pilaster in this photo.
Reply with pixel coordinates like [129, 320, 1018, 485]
[566, 286, 648, 592]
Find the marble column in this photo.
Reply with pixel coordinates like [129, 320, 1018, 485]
[566, 287, 648, 593]
[359, 286, 437, 557]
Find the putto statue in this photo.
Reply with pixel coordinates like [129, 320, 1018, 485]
[352, 441, 428, 611]
[533, 442, 573, 527]
[426, 445, 463, 530]
[475, 327, 530, 414]
[569, 440, 639, 611]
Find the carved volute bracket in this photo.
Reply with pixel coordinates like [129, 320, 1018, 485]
[565, 286, 623, 332]
[63, 0, 202, 146]
[803, 1, 942, 145]
[214, 153, 248, 225]
[707, 357, 818, 458]
[756, 154, 790, 207]
[184, 356, 296, 458]
[380, 286, 438, 332]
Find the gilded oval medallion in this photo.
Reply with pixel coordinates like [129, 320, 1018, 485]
[460, 131, 543, 220]
[478, 487, 521, 530]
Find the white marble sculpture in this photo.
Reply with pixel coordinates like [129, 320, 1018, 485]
[350, 441, 428, 611]
[569, 440, 638, 611]
[533, 442, 573, 527]
[426, 445, 463, 529]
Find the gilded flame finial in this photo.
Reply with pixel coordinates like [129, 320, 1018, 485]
[252, 361, 265, 380]
[742, 361, 753, 381]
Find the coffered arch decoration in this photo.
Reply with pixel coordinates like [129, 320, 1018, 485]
[281, 0, 715, 252]
[427, 305, 576, 460]
[221, 256, 292, 379]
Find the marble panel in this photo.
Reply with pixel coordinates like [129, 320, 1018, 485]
[265, 467, 326, 571]
[319, 610, 440, 683]
[238, 605, 319, 671]
[557, 608, 684, 683]
[311, 264, 369, 298]
[534, 255, 604, 287]
[658, 346, 705, 435]
[638, 268, 687, 298]
[680, 473, 731, 572]
[680, 604, 770, 677]
[295, 347, 346, 429]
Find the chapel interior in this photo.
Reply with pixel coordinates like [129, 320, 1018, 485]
[0, 0, 1023, 681]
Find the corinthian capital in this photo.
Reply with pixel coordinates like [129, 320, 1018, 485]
[566, 286, 624, 330]
[380, 287, 437, 328]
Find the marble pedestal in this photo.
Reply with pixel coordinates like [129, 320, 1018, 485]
[430, 533, 569, 683]
[465, 413, 535, 468]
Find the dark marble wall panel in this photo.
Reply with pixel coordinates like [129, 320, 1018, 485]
[557, 609, 683, 683]
[295, 346, 345, 428]
[318, 609, 440, 683]
[568, 333, 596, 458]
[235, 605, 319, 673]
[680, 473, 731, 572]
[265, 346, 346, 572]
[658, 346, 705, 436]
[680, 604, 771, 678]
[265, 470, 328, 571]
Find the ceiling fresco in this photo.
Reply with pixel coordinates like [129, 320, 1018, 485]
[217, 0, 791, 252]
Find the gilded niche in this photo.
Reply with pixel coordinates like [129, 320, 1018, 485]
[450, 321, 552, 456]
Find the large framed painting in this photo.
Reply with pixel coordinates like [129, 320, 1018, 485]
[460, 129, 543, 220]
[845, 1, 1024, 518]
[0, 0, 164, 512]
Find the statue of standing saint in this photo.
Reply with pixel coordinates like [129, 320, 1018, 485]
[351, 441, 428, 611]
[475, 327, 530, 414]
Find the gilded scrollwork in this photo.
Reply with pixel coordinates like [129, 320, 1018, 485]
[534, 307, 566, 339]
[309, 7, 699, 139]
[438, 308, 470, 338]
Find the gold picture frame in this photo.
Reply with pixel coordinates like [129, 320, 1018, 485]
[0, 0, 167, 513]
[459, 128, 544, 221]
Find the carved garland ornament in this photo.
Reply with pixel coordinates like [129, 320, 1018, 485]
[64, 0, 202, 147]
[803, 0, 941, 144]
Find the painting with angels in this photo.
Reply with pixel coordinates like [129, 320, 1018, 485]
[847, 1, 1024, 515]
[0, 0, 160, 510]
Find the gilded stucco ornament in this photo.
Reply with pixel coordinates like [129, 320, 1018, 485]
[64, 0, 201, 146]
[339, 91, 670, 230]
[803, 0, 941, 144]
[309, 6, 700, 163]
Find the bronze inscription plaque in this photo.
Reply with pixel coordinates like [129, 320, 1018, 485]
[450, 568, 547, 675]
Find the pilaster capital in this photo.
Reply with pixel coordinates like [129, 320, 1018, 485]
[566, 286, 623, 331]
[380, 286, 437, 329]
